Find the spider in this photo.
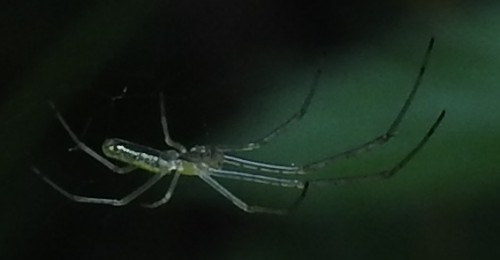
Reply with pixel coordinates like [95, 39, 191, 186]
[33, 38, 445, 214]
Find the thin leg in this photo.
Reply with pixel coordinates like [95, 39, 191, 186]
[310, 110, 445, 185]
[216, 69, 322, 152]
[141, 171, 181, 208]
[208, 168, 305, 188]
[158, 92, 187, 153]
[33, 166, 166, 206]
[198, 171, 302, 214]
[48, 102, 137, 174]
[303, 38, 435, 173]
[223, 154, 302, 174]
[68, 117, 93, 152]
[104, 86, 128, 135]
[287, 181, 309, 212]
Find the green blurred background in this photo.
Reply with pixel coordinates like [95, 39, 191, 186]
[1, 0, 499, 259]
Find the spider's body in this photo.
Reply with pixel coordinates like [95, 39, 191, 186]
[103, 138, 225, 175]
[34, 38, 445, 214]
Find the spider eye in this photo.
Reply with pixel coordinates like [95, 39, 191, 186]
[102, 138, 124, 156]
[102, 139, 117, 151]
[190, 145, 207, 153]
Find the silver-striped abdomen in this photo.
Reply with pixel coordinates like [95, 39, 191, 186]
[102, 138, 178, 174]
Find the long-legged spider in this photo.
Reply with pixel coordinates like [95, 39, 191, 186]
[33, 38, 445, 214]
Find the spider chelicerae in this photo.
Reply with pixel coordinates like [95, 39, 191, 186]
[33, 38, 445, 214]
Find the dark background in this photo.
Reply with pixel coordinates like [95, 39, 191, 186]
[1, 0, 499, 259]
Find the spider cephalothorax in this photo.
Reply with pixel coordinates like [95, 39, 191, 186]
[182, 145, 225, 169]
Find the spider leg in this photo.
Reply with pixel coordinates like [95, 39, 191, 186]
[222, 154, 303, 174]
[158, 92, 187, 153]
[141, 171, 181, 208]
[208, 168, 305, 188]
[48, 101, 137, 174]
[67, 117, 93, 152]
[310, 110, 445, 185]
[199, 171, 307, 214]
[216, 69, 321, 152]
[32, 166, 167, 206]
[303, 37, 435, 173]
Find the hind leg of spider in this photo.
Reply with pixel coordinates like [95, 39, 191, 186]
[221, 154, 303, 175]
[208, 168, 305, 187]
[32, 166, 167, 206]
[198, 171, 306, 214]
[216, 69, 322, 152]
[302, 38, 435, 173]
[208, 166, 310, 211]
[310, 110, 445, 185]
[158, 92, 187, 153]
[47, 101, 137, 174]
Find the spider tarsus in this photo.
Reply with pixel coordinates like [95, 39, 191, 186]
[46, 100, 56, 110]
